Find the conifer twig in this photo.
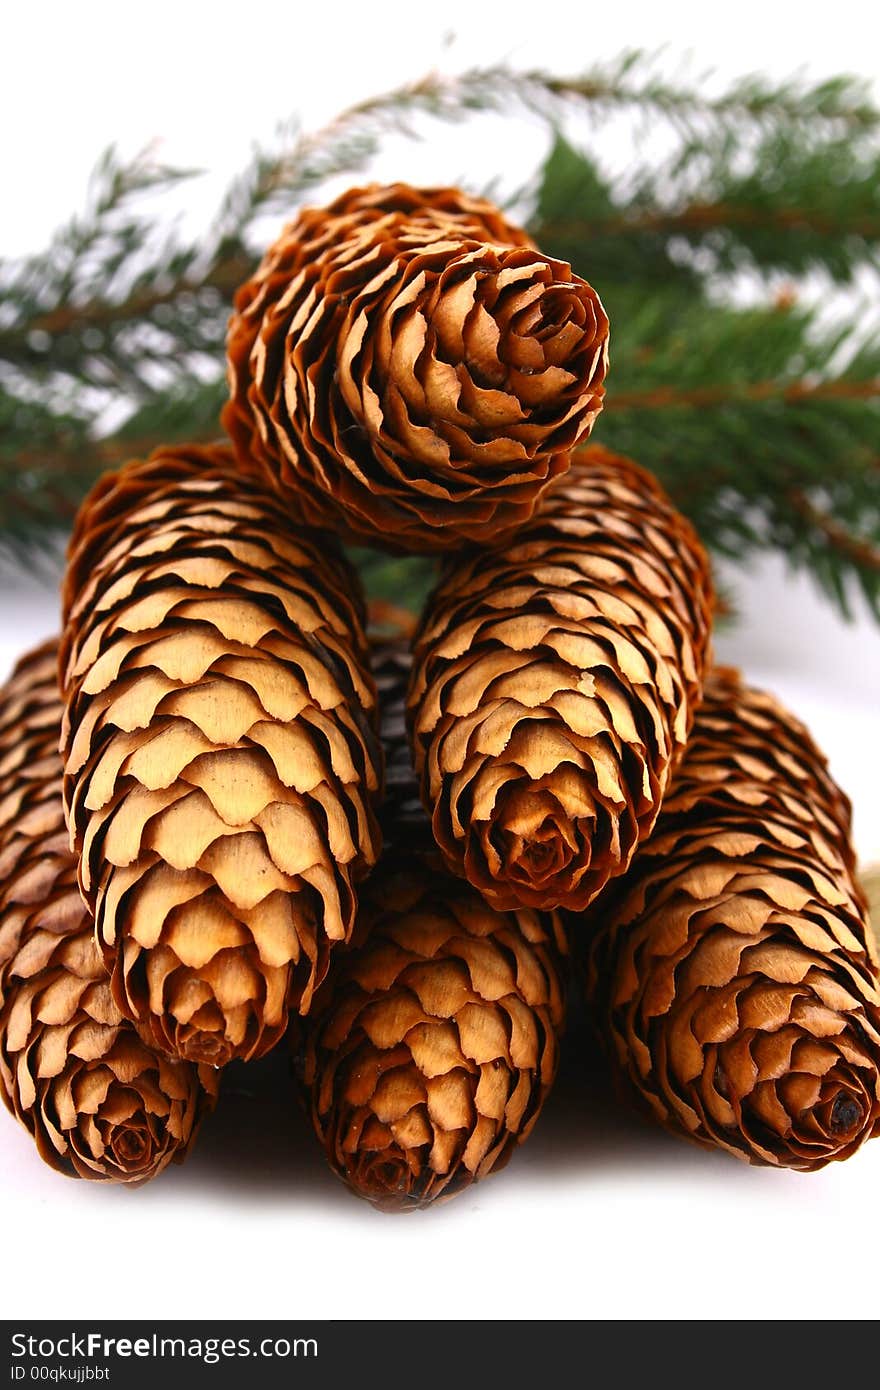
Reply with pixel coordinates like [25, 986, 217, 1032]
[1, 54, 879, 622]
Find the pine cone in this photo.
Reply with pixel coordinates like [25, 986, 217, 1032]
[372, 635, 426, 841]
[309, 182, 536, 242]
[60, 443, 382, 1066]
[299, 638, 568, 1210]
[223, 182, 609, 552]
[581, 667, 880, 1171]
[407, 445, 714, 913]
[0, 640, 216, 1182]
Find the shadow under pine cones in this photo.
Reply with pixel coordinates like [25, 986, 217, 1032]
[184, 1002, 753, 1210]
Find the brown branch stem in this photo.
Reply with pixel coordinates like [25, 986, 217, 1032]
[787, 489, 880, 572]
[12, 424, 221, 477]
[536, 72, 879, 129]
[606, 377, 880, 411]
[0, 257, 252, 351]
[543, 204, 880, 240]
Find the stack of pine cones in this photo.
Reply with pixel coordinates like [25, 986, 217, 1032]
[3, 184, 878, 1208]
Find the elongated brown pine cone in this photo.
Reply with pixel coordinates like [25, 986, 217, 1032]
[60, 443, 382, 1067]
[407, 445, 714, 913]
[300, 638, 568, 1210]
[581, 667, 880, 1171]
[0, 641, 217, 1182]
[223, 182, 609, 552]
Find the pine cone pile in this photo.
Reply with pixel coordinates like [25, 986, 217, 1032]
[2, 180, 877, 1202]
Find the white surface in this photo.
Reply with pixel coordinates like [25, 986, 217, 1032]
[2, 0, 879, 1325]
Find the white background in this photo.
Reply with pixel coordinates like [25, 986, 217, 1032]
[1, 0, 878, 1324]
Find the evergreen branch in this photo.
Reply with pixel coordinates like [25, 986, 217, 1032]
[533, 62, 880, 133]
[788, 489, 880, 574]
[1, 57, 879, 625]
[7, 58, 878, 374]
[595, 388, 880, 618]
[551, 204, 880, 242]
[606, 377, 880, 411]
[12, 424, 220, 477]
[376, 59, 880, 138]
[0, 147, 198, 323]
[0, 254, 251, 356]
[533, 133, 880, 286]
[238, 59, 880, 180]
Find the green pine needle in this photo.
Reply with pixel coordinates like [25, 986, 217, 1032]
[1, 54, 878, 619]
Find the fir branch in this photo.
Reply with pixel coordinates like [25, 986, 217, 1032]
[0, 254, 251, 354]
[555, 205, 880, 238]
[364, 58, 880, 140]
[595, 386, 880, 617]
[6, 57, 878, 382]
[606, 376, 880, 411]
[533, 132, 880, 287]
[788, 489, 880, 575]
[533, 61, 880, 134]
[1, 56, 880, 623]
